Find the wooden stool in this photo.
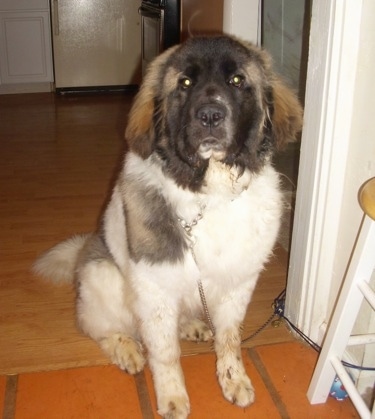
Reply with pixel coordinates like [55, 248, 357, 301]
[307, 177, 375, 418]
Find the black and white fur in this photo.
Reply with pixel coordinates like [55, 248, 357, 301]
[34, 36, 302, 418]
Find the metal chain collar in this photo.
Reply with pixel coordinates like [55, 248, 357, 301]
[177, 205, 216, 335]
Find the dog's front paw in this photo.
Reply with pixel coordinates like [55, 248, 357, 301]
[218, 367, 255, 407]
[99, 333, 146, 374]
[179, 318, 213, 342]
[158, 395, 190, 419]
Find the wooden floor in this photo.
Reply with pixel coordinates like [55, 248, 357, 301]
[0, 92, 295, 376]
[0, 92, 359, 418]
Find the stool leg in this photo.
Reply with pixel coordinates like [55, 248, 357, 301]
[307, 215, 375, 405]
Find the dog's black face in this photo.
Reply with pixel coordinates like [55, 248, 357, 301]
[126, 36, 302, 191]
[164, 37, 270, 173]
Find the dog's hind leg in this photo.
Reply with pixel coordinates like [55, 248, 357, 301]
[179, 317, 213, 342]
[98, 333, 145, 374]
[76, 258, 146, 374]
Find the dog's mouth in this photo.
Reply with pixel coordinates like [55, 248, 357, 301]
[198, 136, 227, 160]
[183, 100, 234, 164]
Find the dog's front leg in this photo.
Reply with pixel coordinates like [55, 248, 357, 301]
[140, 304, 190, 419]
[213, 295, 255, 408]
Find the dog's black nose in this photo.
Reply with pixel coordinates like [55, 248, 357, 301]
[196, 104, 226, 128]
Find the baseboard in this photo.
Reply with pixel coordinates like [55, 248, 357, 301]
[0, 82, 53, 95]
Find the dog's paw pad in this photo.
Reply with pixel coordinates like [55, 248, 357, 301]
[179, 318, 213, 342]
[100, 334, 146, 374]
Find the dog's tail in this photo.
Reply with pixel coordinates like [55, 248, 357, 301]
[32, 234, 91, 284]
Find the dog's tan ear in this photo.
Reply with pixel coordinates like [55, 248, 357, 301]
[270, 78, 303, 150]
[125, 46, 178, 158]
[125, 80, 156, 158]
[240, 38, 303, 149]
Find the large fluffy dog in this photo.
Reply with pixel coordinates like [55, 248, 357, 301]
[34, 36, 302, 418]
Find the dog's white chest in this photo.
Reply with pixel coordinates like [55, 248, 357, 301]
[185, 164, 282, 286]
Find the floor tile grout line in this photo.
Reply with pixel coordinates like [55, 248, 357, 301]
[134, 371, 154, 418]
[2, 375, 18, 419]
[247, 348, 290, 419]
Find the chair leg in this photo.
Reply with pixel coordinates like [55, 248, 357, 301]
[307, 216, 375, 410]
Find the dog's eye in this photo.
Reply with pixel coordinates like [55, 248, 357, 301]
[229, 75, 244, 88]
[179, 77, 192, 89]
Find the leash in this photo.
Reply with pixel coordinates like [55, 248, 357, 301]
[241, 289, 285, 344]
[177, 204, 216, 336]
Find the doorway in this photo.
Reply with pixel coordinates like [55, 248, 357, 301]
[262, 0, 311, 251]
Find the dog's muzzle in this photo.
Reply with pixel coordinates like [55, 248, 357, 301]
[194, 103, 230, 160]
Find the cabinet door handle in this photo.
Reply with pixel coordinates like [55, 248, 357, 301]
[53, 0, 59, 36]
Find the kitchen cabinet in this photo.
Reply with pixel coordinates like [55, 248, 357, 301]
[0, 0, 53, 90]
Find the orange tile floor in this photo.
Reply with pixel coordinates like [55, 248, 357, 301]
[0, 342, 359, 418]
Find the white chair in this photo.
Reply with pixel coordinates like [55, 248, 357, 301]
[307, 177, 375, 419]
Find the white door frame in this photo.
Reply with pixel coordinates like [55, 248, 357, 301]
[285, 0, 363, 343]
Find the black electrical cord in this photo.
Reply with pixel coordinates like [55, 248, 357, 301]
[243, 289, 375, 372]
